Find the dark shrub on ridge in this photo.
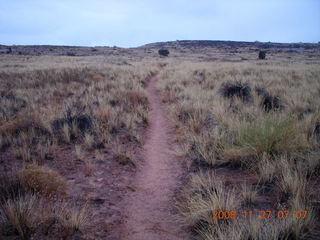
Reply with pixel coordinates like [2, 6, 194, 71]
[158, 49, 169, 57]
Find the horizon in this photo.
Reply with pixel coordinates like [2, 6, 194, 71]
[1, 0, 319, 48]
[1, 39, 319, 48]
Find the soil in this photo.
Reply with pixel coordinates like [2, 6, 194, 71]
[121, 74, 188, 240]
[0, 143, 138, 240]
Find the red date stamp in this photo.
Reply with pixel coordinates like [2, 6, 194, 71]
[209, 210, 308, 220]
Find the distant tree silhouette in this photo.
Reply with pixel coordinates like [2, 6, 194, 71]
[259, 50, 266, 59]
[158, 49, 169, 57]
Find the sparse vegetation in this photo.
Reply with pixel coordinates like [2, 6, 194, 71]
[57, 202, 89, 235]
[0, 172, 88, 239]
[0, 55, 157, 239]
[1, 42, 319, 239]
[158, 59, 320, 239]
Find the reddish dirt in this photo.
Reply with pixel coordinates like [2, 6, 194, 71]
[0, 144, 137, 240]
[121, 74, 188, 240]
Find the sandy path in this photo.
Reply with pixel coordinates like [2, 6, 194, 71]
[121, 74, 187, 240]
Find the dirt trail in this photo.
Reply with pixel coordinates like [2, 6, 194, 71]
[121, 74, 187, 240]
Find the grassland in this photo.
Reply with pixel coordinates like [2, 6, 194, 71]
[157, 57, 320, 239]
[0, 42, 320, 239]
[0, 54, 158, 239]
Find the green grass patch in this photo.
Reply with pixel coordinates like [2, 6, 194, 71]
[237, 116, 307, 155]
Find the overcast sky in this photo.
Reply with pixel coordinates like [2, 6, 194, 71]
[0, 0, 319, 47]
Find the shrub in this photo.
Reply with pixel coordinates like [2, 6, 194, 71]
[220, 81, 252, 102]
[261, 94, 282, 112]
[0, 194, 43, 239]
[255, 87, 282, 112]
[236, 117, 306, 156]
[18, 165, 67, 197]
[258, 50, 266, 59]
[51, 108, 92, 135]
[158, 49, 170, 57]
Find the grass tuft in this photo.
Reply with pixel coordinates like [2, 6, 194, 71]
[236, 116, 306, 156]
[19, 164, 67, 197]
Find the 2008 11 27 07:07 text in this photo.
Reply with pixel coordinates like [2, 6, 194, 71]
[209, 210, 308, 220]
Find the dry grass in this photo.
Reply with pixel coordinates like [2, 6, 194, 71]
[0, 59, 156, 166]
[0, 194, 44, 239]
[0, 171, 87, 239]
[57, 202, 89, 234]
[240, 183, 258, 206]
[276, 158, 308, 203]
[83, 159, 94, 177]
[158, 58, 320, 239]
[235, 116, 304, 155]
[1, 47, 319, 239]
[178, 172, 239, 233]
[0, 192, 89, 239]
[0, 55, 158, 239]
[18, 164, 67, 197]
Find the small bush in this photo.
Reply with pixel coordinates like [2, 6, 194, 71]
[236, 117, 306, 156]
[158, 49, 169, 57]
[255, 87, 282, 111]
[220, 82, 252, 102]
[261, 94, 281, 112]
[19, 165, 67, 197]
[0, 194, 43, 239]
[51, 109, 92, 135]
[258, 50, 266, 59]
